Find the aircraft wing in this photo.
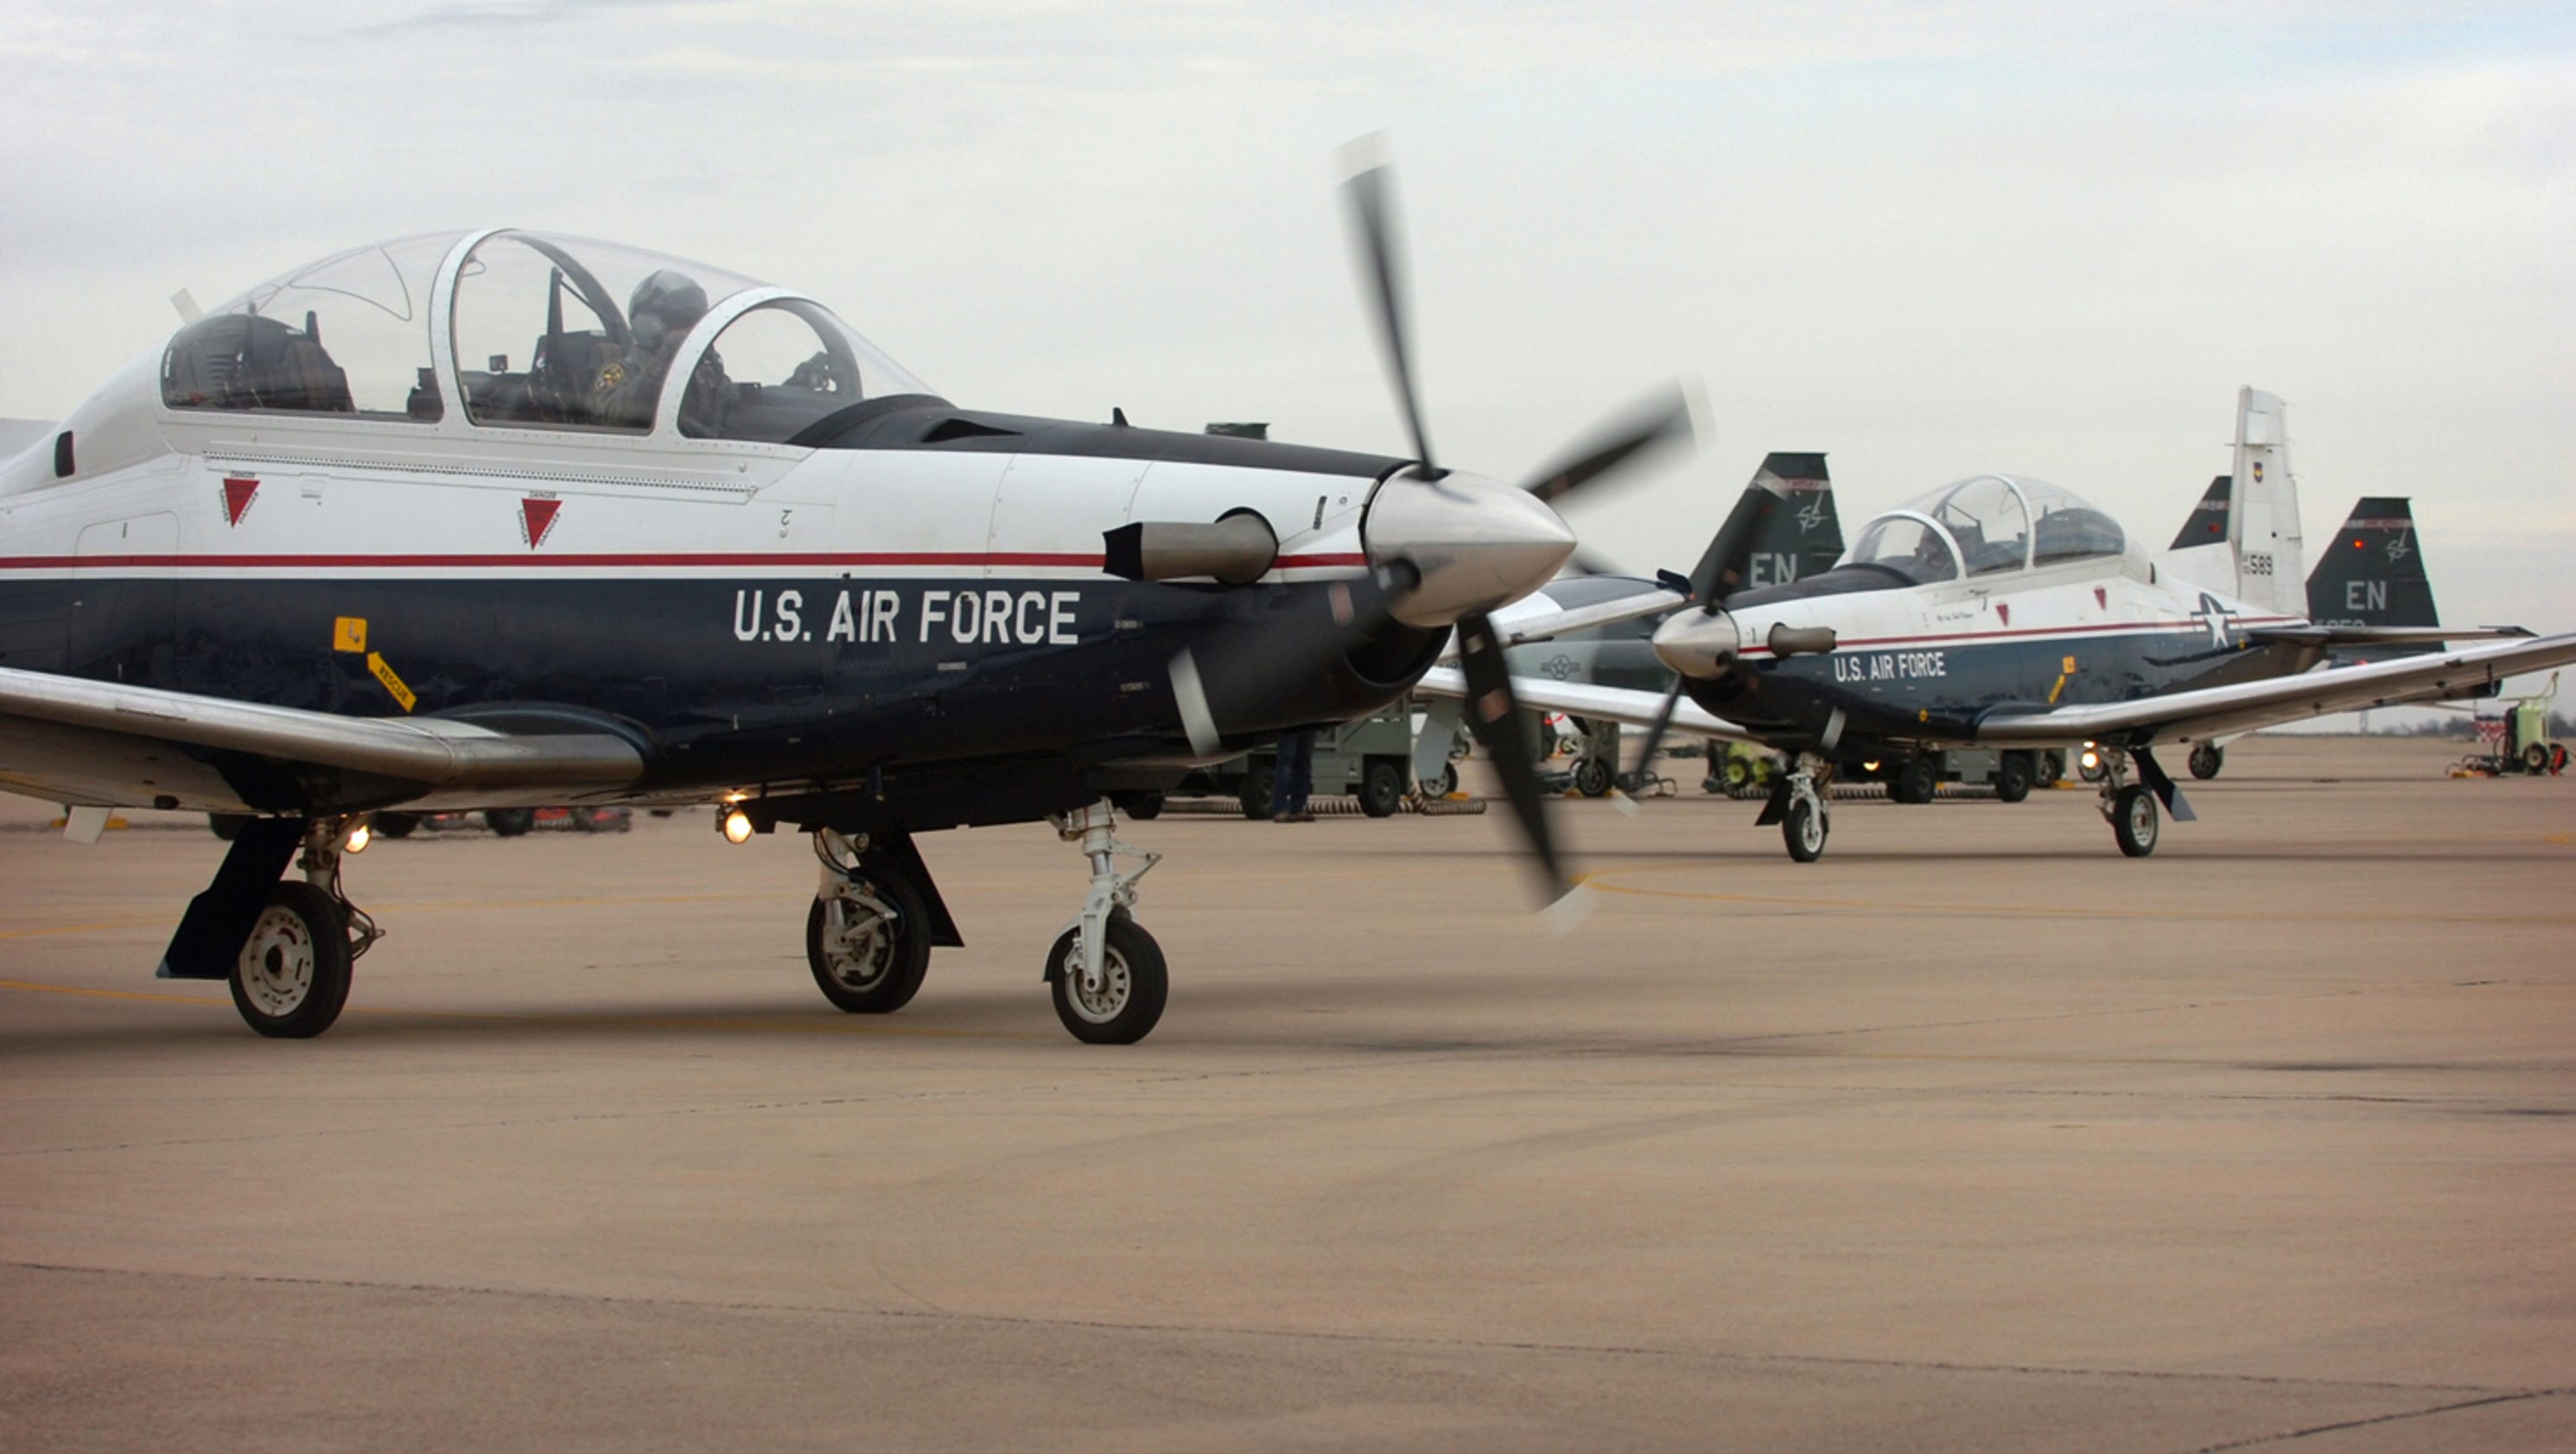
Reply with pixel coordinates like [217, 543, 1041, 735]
[1501, 587, 1689, 647]
[2245, 625, 2533, 648]
[0, 665, 646, 814]
[1415, 664, 1759, 741]
[1974, 632, 2576, 747]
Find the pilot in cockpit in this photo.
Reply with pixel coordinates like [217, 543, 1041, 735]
[595, 269, 730, 433]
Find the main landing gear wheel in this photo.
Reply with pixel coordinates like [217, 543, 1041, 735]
[1994, 751, 2034, 804]
[1783, 795, 1829, 863]
[806, 868, 933, 1013]
[1047, 912, 1167, 1044]
[2112, 784, 2159, 857]
[1360, 759, 1405, 817]
[230, 881, 353, 1038]
[2189, 742, 2225, 780]
[1572, 756, 1614, 798]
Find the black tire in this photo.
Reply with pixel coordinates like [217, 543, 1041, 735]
[1572, 756, 1614, 798]
[805, 867, 933, 1013]
[1358, 760, 1403, 818]
[2037, 751, 2066, 787]
[2522, 742, 2551, 775]
[1893, 757, 1938, 804]
[1419, 763, 1459, 799]
[228, 881, 353, 1038]
[484, 808, 536, 837]
[208, 813, 252, 841]
[1994, 751, 2033, 804]
[2189, 741, 2224, 780]
[2112, 784, 2159, 858]
[1237, 765, 1275, 821]
[1046, 913, 1167, 1044]
[1782, 795, 1828, 863]
[1113, 790, 1166, 822]
[372, 812, 420, 840]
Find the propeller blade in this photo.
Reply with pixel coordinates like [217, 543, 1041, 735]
[1688, 484, 1784, 607]
[1339, 156, 1438, 476]
[1455, 607, 1579, 913]
[1169, 648, 1221, 757]
[1517, 381, 1695, 505]
[1624, 677, 1688, 797]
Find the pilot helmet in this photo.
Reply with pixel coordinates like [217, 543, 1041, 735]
[627, 269, 709, 351]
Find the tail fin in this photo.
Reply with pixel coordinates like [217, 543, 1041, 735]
[2306, 498, 2439, 657]
[2169, 474, 2231, 550]
[1742, 452, 1843, 589]
[2227, 387, 2306, 616]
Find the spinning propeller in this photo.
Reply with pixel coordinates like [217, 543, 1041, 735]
[1168, 144, 1692, 913]
[1340, 147, 1692, 910]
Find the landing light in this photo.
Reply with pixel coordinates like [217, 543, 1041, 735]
[2080, 747, 2101, 771]
[345, 822, 371, 854]
[722, 808, 755, 844]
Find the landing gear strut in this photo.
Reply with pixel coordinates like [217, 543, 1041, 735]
[807, 829, 933, 1013]
[1760, 754, 1834, 862]
[229, 817, 381, 1038]
[1043, 799, 1168, 1044]
[2095, 748, 2159, 857]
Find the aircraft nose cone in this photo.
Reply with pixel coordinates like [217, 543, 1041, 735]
[1652, 608, 1743, 678]
[1364, 471, 1578, 628]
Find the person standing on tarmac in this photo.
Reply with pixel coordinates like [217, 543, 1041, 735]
[1270, 727, 1317, 822]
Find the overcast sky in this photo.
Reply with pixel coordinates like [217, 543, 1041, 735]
[3, 1, 2568, 667]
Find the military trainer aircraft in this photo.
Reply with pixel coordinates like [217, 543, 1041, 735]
[0, 163, 1674, 1042]
[1434, 387, 2576, 861]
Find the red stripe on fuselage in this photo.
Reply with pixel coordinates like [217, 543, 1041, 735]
[0, 551, 1373, 572]
[1735, 615, 2302, 657]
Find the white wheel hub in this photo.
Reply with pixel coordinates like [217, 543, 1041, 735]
[821, 895, 896, 990]
[1064, 941, 1131, 1024]
[238, 905, 317, 1017]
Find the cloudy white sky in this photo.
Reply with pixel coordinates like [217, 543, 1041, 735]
[3, 2, 2568, 660]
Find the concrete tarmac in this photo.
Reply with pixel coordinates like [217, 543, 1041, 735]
[2, 736, 2571, 1451]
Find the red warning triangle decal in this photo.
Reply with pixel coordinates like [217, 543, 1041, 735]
[1995, 602, 2010, 626]
[221, 477, 258, 527]
[2094, 587, 2109, 609]
[520, 497, 561, 549]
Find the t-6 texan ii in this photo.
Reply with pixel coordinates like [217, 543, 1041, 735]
[1428, 388, 2573, 861]
[0, 159, 1680, 1043]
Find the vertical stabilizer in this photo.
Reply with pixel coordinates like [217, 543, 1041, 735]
[2169, 474, 2231, 550]
[1743, 452, 1843, 589]
[2226, 387, 2306, 616]
[2307, 497, 2439, 657]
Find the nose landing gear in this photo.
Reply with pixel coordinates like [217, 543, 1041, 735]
[1043, 799, 1167, 1044]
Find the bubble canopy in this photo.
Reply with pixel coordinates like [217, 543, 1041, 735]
[161, 230, 931, 441]
[1842, 475, 2128, 585]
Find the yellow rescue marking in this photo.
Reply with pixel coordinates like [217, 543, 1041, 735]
[366, 651, 417, 712]
[1582, 862, 2576, 926]
[43, 817, 130, 832]
[2047, 674, 2068, 704]
[333, 616, 368, 653]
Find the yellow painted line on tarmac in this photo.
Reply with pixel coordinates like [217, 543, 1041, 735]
[0, 979, 225, 1006]
[0, 977, 1046, 1039]
[1581, 862, 2576, 926]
